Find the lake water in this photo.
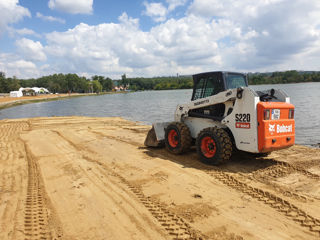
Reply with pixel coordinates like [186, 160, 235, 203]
[0, 82, 319, 146]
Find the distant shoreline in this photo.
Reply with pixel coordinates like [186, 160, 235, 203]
[0, 92, 120, 111]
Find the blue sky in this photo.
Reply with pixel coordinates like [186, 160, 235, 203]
[0, 0, 320, 79]
[16, 0, 158, 32]
[1, 0, 160, 49]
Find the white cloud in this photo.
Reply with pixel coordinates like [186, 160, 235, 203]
[42, 13, 225, 78]
[15, 28, 37, 36]
[44, 17, 154, 76]
[166, 0, 187, 11]
[0, 0, 30, 34]
[150, 16, 222, 67]
[188, 0, 320, 70]
[143, 2, 168, 22]
[36, 12, 65, 24]
[3, 1, 320, 78]
[0, 53, 40, 78]
[15, 38, 47, 62]
[143, 0, 188, 21]
[48, 0, 93, 14]
[42, 0, 320, 76]
[118, 12, 139, 28]
[7, 27, 41, 38]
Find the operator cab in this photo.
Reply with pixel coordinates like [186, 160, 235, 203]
[191, 71, 248, 101]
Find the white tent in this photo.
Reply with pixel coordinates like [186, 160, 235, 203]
[18, 87, 50, 95]
[31, 87, 49, 94]
[10, 91, 23, 97]
[9, 87, 49, 97]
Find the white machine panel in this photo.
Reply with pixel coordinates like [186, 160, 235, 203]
[222, 88, 259, 152]
[183, 117, 225, 139]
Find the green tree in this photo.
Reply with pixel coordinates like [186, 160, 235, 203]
[7, 77, 21, 91]
[0, 73, 6, 93]
[121, 73, 128, 86]
[92, 80, 102, 93]
[92, 75, 113, 91]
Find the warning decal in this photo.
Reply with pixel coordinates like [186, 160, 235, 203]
[235, 122, 251, 129]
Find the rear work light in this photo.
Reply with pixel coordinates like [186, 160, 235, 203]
[264, 109, 270, 120]
[289, 109, 294, 119]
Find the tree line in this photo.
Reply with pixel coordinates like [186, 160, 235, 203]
[118, 71, 320, 90]
[0, 72, 113, 93]
[248, 70, 320, 85]
[0, 70, 319, 94]
[118, 74, 193, 91]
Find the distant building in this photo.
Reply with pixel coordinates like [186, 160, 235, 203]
[113, 84, 129, 92]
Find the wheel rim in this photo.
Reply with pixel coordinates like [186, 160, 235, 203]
[168, 129, 179, 148]
[201, 136, 216, 158]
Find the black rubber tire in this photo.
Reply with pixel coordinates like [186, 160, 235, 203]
[196, 127, 232, 165]
[165, 122, 192, 154]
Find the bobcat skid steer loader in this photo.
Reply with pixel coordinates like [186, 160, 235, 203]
[144, 71, 295, 165]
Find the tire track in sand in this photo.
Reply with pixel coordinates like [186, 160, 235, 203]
[243, 157, 320, 202]
[251, 159, 320, 181]
[53, 130, 205, 240]
[0, 122, 30, 239]
[109, 169, 203, 240]
[23, 143, 63, 240]
[90, 159, 205, 240]
[90, 130, 318, 203]
[87, 130, 320, 237]
[145, 148, 320, 237]
[92, 129, 320, 181]
[205, 169, 320, 236]
[62, 128, 320, 237]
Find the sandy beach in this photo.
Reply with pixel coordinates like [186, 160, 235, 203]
[0, 93, 97, 110]
[0, 116, 319, 240]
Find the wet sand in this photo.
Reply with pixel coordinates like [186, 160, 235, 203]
[0, 116, 319, 240]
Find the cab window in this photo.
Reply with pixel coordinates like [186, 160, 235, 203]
[226, 74, 247, 89]
[193, 75, 223, 100]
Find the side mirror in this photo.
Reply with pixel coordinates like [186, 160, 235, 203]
[270, 88, 275, 97]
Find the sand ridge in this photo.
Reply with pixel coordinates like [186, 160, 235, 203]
[0, 116, 320, 240]
[0, 93, 101, 110]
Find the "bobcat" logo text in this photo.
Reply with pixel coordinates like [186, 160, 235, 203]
[269, 124, 275, 133]
[269, 124, 293, 134]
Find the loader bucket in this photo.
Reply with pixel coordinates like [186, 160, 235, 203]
[144, 126, 164, 147]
